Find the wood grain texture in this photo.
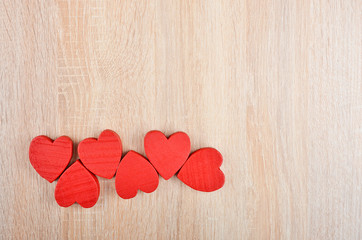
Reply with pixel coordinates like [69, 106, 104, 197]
[0, 0, 361, 239]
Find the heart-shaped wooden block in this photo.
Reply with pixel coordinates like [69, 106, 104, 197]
[29, 135, 73, 183]
[177, 148, 225, 192]
[144, 130, 191, 180]
[115, 151, 159, 199]
[55, 160, 100, 208]
[78, 129, 122, 179]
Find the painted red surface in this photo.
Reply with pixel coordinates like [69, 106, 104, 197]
[144, 130, 190, 180]
[29, 135, 73, 183]
[78, 129, 122, 179]
[115, 151, 159, 199]
[177, 148, 225, 192]
[55, 160, 100, 208]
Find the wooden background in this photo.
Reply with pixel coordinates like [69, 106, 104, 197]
[0, 0, 361, 239]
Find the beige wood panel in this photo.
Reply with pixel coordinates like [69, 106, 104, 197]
[0, 0, 361, 239]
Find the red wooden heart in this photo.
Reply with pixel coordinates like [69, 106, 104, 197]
[144, 130, 191, 180]
[177, 148, 225, 192]
[55, 160, 100, 208]
[78, 129, 122, 179]
[115, 151, 159, 199]
[29, 135, 73, 183]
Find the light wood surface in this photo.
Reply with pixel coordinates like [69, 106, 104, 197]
[1, 0, 361, 239]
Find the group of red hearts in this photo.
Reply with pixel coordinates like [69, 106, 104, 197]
[29, 130, 225, 208]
